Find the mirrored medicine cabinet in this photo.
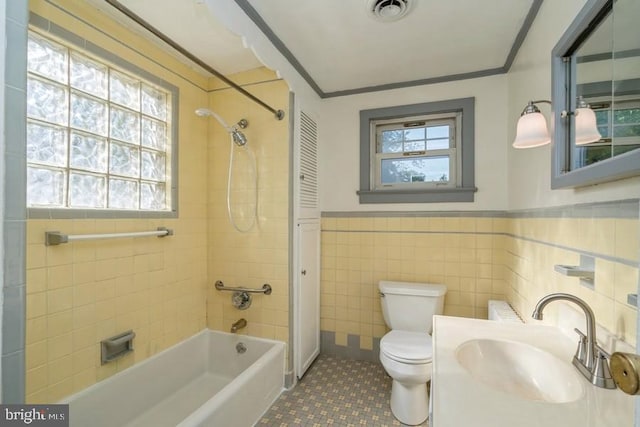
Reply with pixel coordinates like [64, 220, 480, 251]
[551, 0, 640, 188]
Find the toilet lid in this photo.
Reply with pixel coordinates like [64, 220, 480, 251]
[380, 330, 432, 363]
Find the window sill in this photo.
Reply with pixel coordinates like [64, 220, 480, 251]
[28, 208, 178, 219]
[357, 187, 477, 204]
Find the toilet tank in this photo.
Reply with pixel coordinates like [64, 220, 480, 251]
[379, 281, 447, 333]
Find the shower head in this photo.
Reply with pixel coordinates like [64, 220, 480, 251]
[195, 107, 232, 132]
[195, 108, 249, 145]
[232, 129, 248, 146]
[195, 107, 213, 117]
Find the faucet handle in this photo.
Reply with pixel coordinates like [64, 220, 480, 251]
[595, 343, 612, 359]
[573, 328, 588, 364]
[592, 346, 617, 389]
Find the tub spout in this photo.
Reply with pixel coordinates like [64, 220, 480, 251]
[231, 318, 247, 333]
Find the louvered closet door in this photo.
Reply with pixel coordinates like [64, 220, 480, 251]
[299, 111, 318, 216]
[295, 110, 320, 379]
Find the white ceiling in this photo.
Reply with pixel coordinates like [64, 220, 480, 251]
[86, 0, 264, 76]
[88, 0, 541, 97]
[242, 0, 538, 95]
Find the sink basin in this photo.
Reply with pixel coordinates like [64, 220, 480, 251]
[455, 339, 583, 403]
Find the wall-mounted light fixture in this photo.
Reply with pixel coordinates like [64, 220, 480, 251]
[513, 97, 601, 149]
[513, 100, 551, 149]
[573, 97, 601, 145]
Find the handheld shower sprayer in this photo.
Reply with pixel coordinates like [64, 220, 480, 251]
[195, 108, 248, 146]
[196, 107, 256, 232]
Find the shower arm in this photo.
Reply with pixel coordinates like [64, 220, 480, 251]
[104, 0, 285, 121]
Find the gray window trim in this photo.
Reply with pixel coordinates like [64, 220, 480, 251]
[358, 97, 477, 203]
[551, 0, 640, 188]
[27, 13, 179, 218]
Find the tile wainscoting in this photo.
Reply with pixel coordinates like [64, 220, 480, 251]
[320, 199, 639, 360]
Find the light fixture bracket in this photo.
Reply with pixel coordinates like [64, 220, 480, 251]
[560, 96, 591, 119]
[520, 99, 551, 116]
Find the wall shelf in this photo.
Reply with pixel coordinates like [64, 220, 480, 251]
[554, 254, 595, 289]
[553, 264, 595, 280]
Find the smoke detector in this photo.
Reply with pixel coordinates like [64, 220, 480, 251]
[367, 0, 414, 22]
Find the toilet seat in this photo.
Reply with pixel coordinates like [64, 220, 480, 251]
[380, 330, 432, 365]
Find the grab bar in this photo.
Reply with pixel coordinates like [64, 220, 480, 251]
[214, 280, 272, 295]
[45, 227, 173, 246]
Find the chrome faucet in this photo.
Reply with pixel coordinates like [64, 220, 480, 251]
[532, 293, 615, 389]
[230, 318, 247, 333]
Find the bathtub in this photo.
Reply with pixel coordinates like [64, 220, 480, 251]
[62, 330, 285, 427]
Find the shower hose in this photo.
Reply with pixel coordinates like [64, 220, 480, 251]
[227, 135, 258, 233]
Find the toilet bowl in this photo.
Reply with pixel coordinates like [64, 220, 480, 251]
[378, 281, 446, 425]
[380, 330, 433, 425]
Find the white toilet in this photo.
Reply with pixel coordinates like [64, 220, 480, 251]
[378, 280, 447, 425]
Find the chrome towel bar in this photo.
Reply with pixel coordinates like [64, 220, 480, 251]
[45, 227, 173, 246]
[214, 280, 272, 295]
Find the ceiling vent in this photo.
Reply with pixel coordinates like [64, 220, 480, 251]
[367, 0, 414, 22]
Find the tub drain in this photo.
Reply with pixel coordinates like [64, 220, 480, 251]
[236, 342, 247, 354]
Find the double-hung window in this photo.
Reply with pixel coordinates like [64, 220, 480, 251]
[373, 113, 460, 190]
[575, 100, 640, 168]
[26, 30, 176, 215]
[358, 98, 476, 203]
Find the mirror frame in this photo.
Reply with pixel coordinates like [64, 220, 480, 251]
[551, 0, 640, 188]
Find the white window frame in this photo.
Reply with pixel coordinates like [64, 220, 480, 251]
[574, 98, 640, 168]
[592, 98, 640, 145]
[371, 112, 461, 191]
[26, 25, 179, 219]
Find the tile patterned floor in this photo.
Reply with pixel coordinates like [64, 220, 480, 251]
[258, 355, 429, 427]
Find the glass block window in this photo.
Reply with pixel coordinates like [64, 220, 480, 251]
[26, 31, 172, 211]
[372, 113, 461, 190]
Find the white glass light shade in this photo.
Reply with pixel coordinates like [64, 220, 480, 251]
[513, 112, 551, 148]
[574, 107, 602, 145]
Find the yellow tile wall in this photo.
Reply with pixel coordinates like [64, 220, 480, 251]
[25, 1, 210, 402]
[321, 210, 639, 352]
[205, 71, 290, 347]
[23, 0, 640, 402]
[320, 216, 508, 350]
[506, 215, 639, 347]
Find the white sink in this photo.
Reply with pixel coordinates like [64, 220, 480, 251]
[455, 338, 584, 403]
[433, 316, 635, 427]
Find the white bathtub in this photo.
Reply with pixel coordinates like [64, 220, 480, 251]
[62, 330, 285, 427]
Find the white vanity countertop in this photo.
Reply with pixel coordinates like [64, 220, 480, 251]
[431, 315, 635, 427]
